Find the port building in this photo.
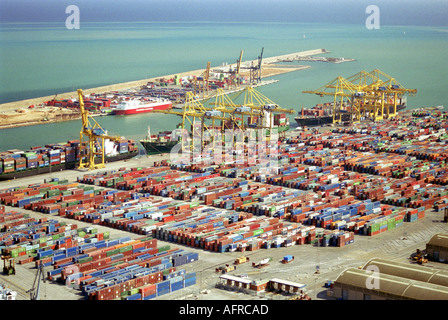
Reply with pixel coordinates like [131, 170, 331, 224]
[426, 234, 448, 263]
[332, 258, 448, 300]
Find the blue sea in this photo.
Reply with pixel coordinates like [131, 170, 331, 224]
[1, 21, 447, 151]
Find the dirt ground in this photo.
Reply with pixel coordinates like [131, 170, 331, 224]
[0, 107, 80, 129]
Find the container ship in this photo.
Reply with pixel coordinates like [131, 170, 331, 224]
[295, 102, 407, 127]
[112, 97, 172, 115]
[139, 126, 182, 155]
[0, 139, 138, 181]
[139, 114, 290, 156]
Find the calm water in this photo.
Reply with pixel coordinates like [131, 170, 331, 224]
[1, 22, 447, 151]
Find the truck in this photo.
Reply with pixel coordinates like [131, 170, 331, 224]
[216, 264, 236, 274]
[410, 249, 428, 265]
[252, 257, 272, 269]
[234, 256, 250, 265]
[282, 255, 294, 264]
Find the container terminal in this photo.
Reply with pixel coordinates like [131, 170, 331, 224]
[2, 64, 448, 301]
[1, 105, 448, 301]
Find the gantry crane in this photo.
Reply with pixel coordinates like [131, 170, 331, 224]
[366, 69, 417, 118]
[213, 86, 295, 138]
[154, 91, 245, 153]
[154, 85, 292, 154]
[249, 48, 264, 84]
[2, 255, 15, 275]
[303, 69, 417, 124]
[303, 75, 366, 124]
[77, 89, 121, 170]
[228, 50, 244, 89]
[189, 61, 212, 99]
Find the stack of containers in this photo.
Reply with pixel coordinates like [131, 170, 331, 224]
[405, 207, 426, 222]
[14, 156, 27, 171]
[65, 146, 77, 163]
[49, 149, 61, 166]
[118, 139, 129, 154]
[24, 152, 38, 169]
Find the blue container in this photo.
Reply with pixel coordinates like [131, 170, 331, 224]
[157, 280, 170, 290]
[170, 281, 184, 292]
[184, 277, 196, 287]
[157, 288, 170, 296]
[143, 293, 156, 300]
[125, 293, 142, 300]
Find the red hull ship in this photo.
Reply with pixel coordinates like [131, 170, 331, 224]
[112, 98, 172, 115]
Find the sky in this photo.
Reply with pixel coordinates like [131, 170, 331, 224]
[1, 0, 448, 26]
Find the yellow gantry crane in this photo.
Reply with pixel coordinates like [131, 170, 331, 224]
[154, 91, 245, 153]
[189, 61, 211, 99]
[214, 86, 295, 137]
[77, 89, 121, 170]
[367, 69, 417, 118]
[154, 86, 293, 153]
[303, 69, 417, 124]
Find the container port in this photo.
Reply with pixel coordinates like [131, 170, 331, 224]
[2, 105, 448, 301]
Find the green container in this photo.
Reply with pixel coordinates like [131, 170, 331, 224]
[106, 249, 120, 256]
[370, 223, 380, 232]
[119, 245, 132, 253]
[157, 245, 170, 253]
[87, 228, 97, 234]
[10, 249, 19, 258]
[138, 236, 153, 242]
[129, 288, 139, 296]
[189, 202, 200, 208]
[78, 256, 93, 264]
[162, 269, 170, 276]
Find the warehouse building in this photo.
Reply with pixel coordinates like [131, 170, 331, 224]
[363, 258, 448, 287]
[217, 275, 306, 295]
[332, 258, 448, 300]
[217, 274, 269, 294]
[426, 233, 448, 263]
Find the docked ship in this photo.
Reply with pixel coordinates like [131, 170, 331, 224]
[112, 97, 172, 115]
[295, 101, 407, 127]
[139, 126, 182, 155]
[0, 140, 138, 181]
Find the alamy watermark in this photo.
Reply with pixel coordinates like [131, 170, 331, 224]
[66, 5, 80, 30]
[169, 127, 280, 175]
[366, 5, 380, 30]
[365, 264, 380, 290]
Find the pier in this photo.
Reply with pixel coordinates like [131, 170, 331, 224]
[0, 49, 328, 112]
[0, 48, 352, 129]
